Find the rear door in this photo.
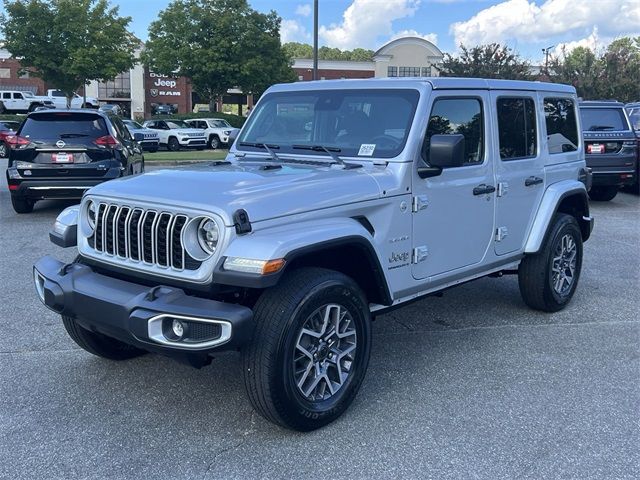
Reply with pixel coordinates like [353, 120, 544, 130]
[490, 91, 545, 255]
[12, 111, 116, 180]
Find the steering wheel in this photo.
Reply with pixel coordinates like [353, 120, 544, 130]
[370, 134, 401, 149]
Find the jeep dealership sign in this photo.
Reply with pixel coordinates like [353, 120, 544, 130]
[144, 69, 192, 115]
[149, 73, 181, 97]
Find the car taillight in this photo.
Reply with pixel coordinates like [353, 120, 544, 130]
[94, 135, 119, 148]
[5, 135, 31, 148]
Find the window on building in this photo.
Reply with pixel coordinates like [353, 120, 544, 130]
[497, 97, 537, 160]
[0, 68, 10, 79]
[423, 97, 484, 165]
[18, 70, 30, 79]
[421, 67, 431, 77]
[544, 97, 579, 154]
[387, 66, 397, 77]
[398, 66, 421, 77]
[98, 70, 131, 99]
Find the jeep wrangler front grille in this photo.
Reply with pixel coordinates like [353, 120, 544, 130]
[89, 203, 201, 271]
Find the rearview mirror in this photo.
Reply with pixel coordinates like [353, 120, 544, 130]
[228, 128, 240, 146]
[418, 134, 466, 179]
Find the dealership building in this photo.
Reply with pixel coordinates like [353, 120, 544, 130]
[0, 37, 443, 119]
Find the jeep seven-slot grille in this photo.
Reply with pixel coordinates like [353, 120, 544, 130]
[90, 203, 201, 271]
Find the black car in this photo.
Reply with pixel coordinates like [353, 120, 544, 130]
[5, 109, 144, 213]
[579, 100, 637, 201]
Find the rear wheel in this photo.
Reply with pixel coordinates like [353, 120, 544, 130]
[167, 137, 180, 151]
[518, 214, 583, 312]
[242, 267, 371, 431]
[11, 196, 34, 214]
[0, 141, 7, 158]
[588, 185, 618, 201]
[62, 316, 146, 360]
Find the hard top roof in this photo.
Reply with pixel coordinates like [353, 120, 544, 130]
[579, 100, 626, 107]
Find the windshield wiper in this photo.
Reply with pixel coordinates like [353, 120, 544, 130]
[238, 142, 282, 163]
[588, 125, 615, 131]
[292, 144, 361, 169]
[59, 133, 90, 138]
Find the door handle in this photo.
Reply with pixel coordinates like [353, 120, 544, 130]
[525, 176, 543, 187]
[473, 184, 496, 195]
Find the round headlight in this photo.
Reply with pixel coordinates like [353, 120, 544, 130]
[198, 218, 219, 254]
[87, 200, 97, 230]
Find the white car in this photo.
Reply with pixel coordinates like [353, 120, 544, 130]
[185, 118, 234, 149]
[142, 119, 207, 151]
[46, 89, 99, 109]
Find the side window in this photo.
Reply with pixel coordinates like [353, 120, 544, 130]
[13, 92, 24, 100]
[496, 97, 537, 160]
[2, 92, 11, 100]
[423, 97, 484, 165]
[544, 97, 579, 154]
[110, 117, 126, 140]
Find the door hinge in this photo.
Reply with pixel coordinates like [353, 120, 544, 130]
[495, 226, 508, 242]
[412, 246, 429, 263]
[412, 195, 429, 213]
[497, 182, 509, 197]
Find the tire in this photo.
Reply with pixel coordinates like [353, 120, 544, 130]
[28, 103, 39, 113]
[242, 267, 371, 431]
[518, 213, 583, 312]
[62, 315, 146, 361]
[588, 186, 618, 201]
[0, 102, 5, 114]
[148, 147, 158, 153]
[167, 137, 180, 151]
[208, 135, 220, 149]
[11, 196, 34, 214]
[0, 141, 7, 158]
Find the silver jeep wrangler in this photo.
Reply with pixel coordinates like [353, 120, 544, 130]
[34, 78, 593, 431]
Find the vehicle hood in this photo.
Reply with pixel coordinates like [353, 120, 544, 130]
[87, 161, 382, 225]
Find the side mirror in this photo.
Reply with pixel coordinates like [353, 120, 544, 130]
[133, 132, 144, 142]
[418, 134, 466, 179]
[228, 128, 240, 145]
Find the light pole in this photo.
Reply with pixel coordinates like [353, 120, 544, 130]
[542, 45, 554, 75]
[313, 0, 318, 81]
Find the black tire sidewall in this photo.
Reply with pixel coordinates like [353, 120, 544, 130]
[544, 217, 583, 308]
[588, 186, 618, 201]
[168, 137, 180, 151]
[271, 278, 371, 429]
[209, 136, 219, 149]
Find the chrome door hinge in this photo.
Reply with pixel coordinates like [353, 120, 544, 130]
[495, 226, 508, 242]
[412, 246, 429, 263]
[412, 195, 429, 213]
[497, 182, 509, 197]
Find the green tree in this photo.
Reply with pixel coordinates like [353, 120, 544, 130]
[549, 46, 605, 100]
[283, 42, 313, 59]
[143, 0, 295, 110]
[438, 43, 532, 80]
[1, 0, 137, 106]
[282, 42, 374, 61]
[600, 37, 640, 103]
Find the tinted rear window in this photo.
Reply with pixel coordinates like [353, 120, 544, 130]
[20, 112, 108, 140]
[580, 107, 629, 131]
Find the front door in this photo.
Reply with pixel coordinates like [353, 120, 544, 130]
[412, 91, 496, 280]
[490, 91, 545, 255]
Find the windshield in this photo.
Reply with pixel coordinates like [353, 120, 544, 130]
[237, 89, 420, 159]
[211, 119, 231, 128]
[22, 92, 34, 98]
[580, 107, 629, 131]
[166, 121, 190, 129]
[123, 120, 143, 129]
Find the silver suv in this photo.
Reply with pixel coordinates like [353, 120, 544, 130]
[34, 78, 593, 431]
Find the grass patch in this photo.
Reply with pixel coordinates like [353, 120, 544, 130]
[145, 150, 229, 162]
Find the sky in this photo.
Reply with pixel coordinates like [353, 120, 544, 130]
[3, 0, 640, 62]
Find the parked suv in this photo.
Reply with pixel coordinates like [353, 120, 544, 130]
[6, 109, 144, 213]
[0, 90, 54, 113]
[34, 79, 593, 431]
[184, 118, 234, 149]
[142, 119, 207, 151]
[122, 119, 160, 152]
[579, 100, 637, 201]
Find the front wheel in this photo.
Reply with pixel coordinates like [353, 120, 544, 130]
[208, 135, 220, 149]
[518, 213, 583, 312]
[588, 185, 618, 201]
[167, 137, 180, 151]
[62, 316, 146, 360]
[242, 267, 371, 431]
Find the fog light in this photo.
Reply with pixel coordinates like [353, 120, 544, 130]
[172, 319, 185, 339]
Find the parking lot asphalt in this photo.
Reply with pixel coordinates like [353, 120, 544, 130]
[0, 159, 638, 479]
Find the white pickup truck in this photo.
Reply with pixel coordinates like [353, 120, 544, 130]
[45, 89, 99, 109]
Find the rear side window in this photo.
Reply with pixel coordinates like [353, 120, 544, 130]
[497, 97, 537, 160]
[423, 97, 484, 165]
[19, 113, 108, 140]
[544, 98, 579, 154]
[3, 92, 11, 99]
[579, 107, 629, 132]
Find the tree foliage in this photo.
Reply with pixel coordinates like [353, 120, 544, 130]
[143, 0, 295, 105]
[438, 43, 532, 80]
[282, 42, 375, 61]
[1, 0, 137, 104]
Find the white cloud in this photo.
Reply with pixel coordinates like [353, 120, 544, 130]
[554, 27, 601, 55]
[391, 29, 438, 45]
[295, 4, 312, 17]
[450, 0, 640, 47]
[280, 19, 311, 44]
[319, 0, 421, 50]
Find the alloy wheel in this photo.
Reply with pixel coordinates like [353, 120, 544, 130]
[551, 233, 577, 295]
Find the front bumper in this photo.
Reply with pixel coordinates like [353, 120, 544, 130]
[34, 256, 253, 363]
[140, 139, 160, 151]
[178, 138, 207, 147]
